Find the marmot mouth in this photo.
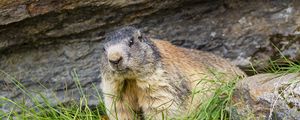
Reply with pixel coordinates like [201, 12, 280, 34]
[114, 68, 130, 73]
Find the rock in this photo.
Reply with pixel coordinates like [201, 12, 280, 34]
[0, 42, 103, 113]
[232, 73, 300, 120]
[0, 0, 300, 113]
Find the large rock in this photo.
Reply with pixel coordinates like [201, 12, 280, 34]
[232, 73, 300, 119]
[0, 0, 300, 113]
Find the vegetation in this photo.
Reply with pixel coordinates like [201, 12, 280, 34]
[184, 77, 239, 120]
[263, 45, 300, 74]
[264, 59, 300, 74]
[0, 70, 106, 120]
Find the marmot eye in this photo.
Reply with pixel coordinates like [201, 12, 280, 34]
[129, 38, 134, 47]
[138, 35, 143, 41]
[103, 47, 106, 52]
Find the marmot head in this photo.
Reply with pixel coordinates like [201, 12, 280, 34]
[101, 26, 160, 77]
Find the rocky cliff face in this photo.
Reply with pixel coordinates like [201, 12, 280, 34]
[0, 0, 300, 112]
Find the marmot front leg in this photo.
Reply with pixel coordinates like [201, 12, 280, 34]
[102, 80, 140, 120]
[141, 92, 179, 120]
[105, 97, 137, 120]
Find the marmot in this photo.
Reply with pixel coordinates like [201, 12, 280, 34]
[100, 26, 245, 120]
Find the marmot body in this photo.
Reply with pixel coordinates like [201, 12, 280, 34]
[100, 27, 245, 120]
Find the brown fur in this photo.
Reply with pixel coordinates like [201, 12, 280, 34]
[151, 39, 245, 114]
[100, 27, 245, 120]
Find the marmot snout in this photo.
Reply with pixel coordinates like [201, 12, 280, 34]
[100, 26, 246, 120]
[106, 46, 124, 70]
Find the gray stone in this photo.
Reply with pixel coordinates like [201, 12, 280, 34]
[232, 73, 300, 120]
[0, 42, 103, 113]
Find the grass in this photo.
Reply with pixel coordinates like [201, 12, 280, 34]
[263, 43, 300, 74]
[0, 70, 106, 120]
[1, 58, 299, 120]
[184, 76, 240, 120]
[264, 58, 300, 74]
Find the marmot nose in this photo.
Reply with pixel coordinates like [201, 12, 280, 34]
[109, 57, 123, 65]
